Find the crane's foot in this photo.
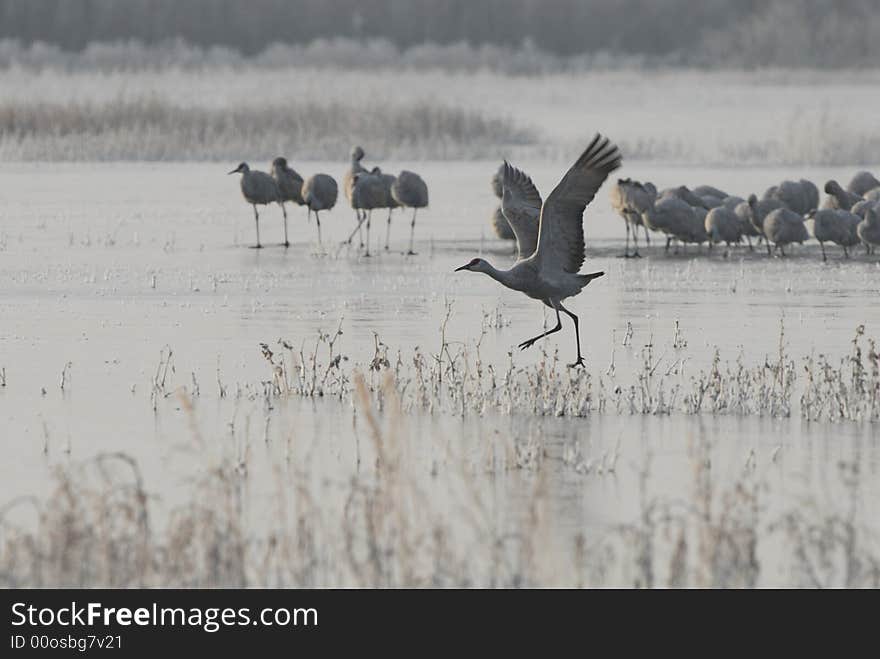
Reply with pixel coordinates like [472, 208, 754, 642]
[567, 357, 586, 369]
[283, 241, 290, 248]
[406, 250, 418, 256]
[250, 244, 263, 249]
[518, 338, 539, 350]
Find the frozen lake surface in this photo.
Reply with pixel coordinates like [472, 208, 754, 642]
[0, 161, 878, 586]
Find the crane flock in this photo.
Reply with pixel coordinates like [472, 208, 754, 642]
[598, 172, 880, 260]
[230, 146, 426, 254]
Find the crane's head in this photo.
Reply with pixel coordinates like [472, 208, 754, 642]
[455, 257, 489, 273]
[824, 180, 841, 195]
[228, 162, 249, 175]
[272, 157, 287, 170]
[351, 146, 365, 161]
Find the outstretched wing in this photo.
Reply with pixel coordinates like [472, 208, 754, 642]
[501, 161, 542, 259]
[534, 135, 621, 273]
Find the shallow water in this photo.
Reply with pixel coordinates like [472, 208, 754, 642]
[0, 161, 878, 585]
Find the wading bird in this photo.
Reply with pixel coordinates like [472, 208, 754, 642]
[848, 171, 880, 197]
[857, 208, 880, 255]
[228, 162, 282, 248]
[301, 173, 338, 245]
[455, 135, 621, 368]
[271, 157, 305, 247]
[344, 146, 369, 246]
[346, 169, 387, 256]
[609, 178, 656, 257]
[763, 207, 808, 256]
[391, 170, 429, 255]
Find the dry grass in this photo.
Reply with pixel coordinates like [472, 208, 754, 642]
[0, 97, 533, 161]
[1, 316, 878, 587]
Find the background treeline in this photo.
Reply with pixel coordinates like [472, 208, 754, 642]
[1, 0, 880, 68]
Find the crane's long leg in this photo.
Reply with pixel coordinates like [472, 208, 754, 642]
[518, 305, 563, 351]
[280, 202, 289, 248]
[385, 208, 392, 251]
[253, 204, 262, 249]
[365, 211, 372, 257]
[746, 235, 753, 251]
[843, 245, 850, 259]
[557, 302, 585, 368]
[344, 211, 366, 245]
[408, 208, 418, 255]
[820, 241, 826, 262]
[315, 211, 323, 246]
[622, 217, 631, 258]
[631, 215, 641, 257]
[644, 225, 651, 246]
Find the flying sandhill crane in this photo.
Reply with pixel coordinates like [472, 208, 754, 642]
[848, 171, 880, 196]
[823, 180, 862, 211]
[346, 169, 386, 257]
[455, 135, 621, 368]
[301, 173, 338, 246]
[499, 162, 541, 261]
[391, 170, 428, 255]
[228, 162, 282, 248]
[807, 209, 860, 260]
[609, 178, 656, 257]
[857, 208, 880, 255]
[343, 146, 369, 246]
[270, 157, 305, 247]
[763, 208, 808, 256]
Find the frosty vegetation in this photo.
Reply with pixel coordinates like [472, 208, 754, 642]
[0, 315, 878, 587]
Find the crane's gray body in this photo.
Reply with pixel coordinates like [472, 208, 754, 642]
[823, 180, 862, 211]
[857, 209, 880, 253]
[271, 157, 305, 205]
[765, 179, 818, 215]
[302, 174, 338, 212]
[847, 171, 880, 196]
[705, 206, 742, 245]
[764, 207, 808, 254]
[391, 170, 429, 254]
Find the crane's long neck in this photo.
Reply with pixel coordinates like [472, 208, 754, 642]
[480, 262, 518, 290]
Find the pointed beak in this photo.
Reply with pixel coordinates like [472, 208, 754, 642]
[227, 169, 237, 175]
[454, 264, 469, 272]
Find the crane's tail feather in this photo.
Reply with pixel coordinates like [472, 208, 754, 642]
[578, 271, 605, 287]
